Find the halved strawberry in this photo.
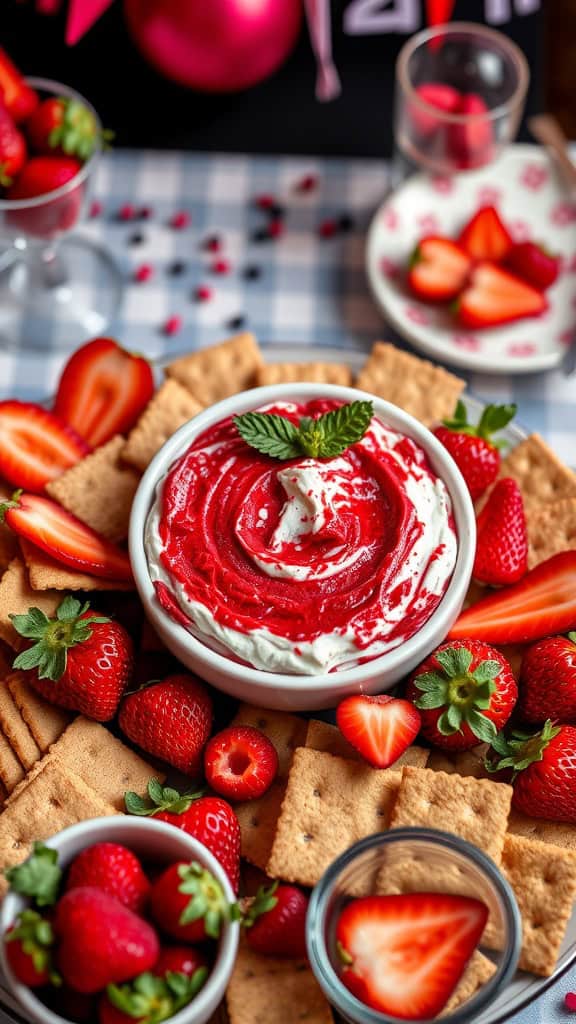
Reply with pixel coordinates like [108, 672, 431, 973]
[336, 892, 488, 1019]
[449, 551, 576, 644]
[505, 241, 560, 292]
[0, 401, 89, 494]
[54, 338, 154, 449]
[0, 492, 132, 582]
[336, 695, 421, 769]
[204, 725, 278, 801]
[458, 206, 513, 263]
[473, 478, 528, 586]
[408, 237, 471, 303]
[456, 262, 547, 329]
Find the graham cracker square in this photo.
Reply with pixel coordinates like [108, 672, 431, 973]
[0, 559, 60, 650]
[355, 341, 465, 426]
[235, 780, 286, 871]
[122, 379, 204, 473]
[266, 748, 402, 887]
[389, 767, 512, 864]
[0, 728, 25, 792]
[165, 333, 263, 405]
[46, 435, 140, 542]
[229, 705, 308, 780]
[6, 672, 71, 752]
[427, 744, 490, 780]
[440, 952, 497, 1016]
[226, 940, 334, 1024]
[19, 539, 134, 592]
[0, 486, 19, 573]
[0, 685, 41, 770]
[0, 759, 119, 899]
[304, 719, 429, 769]
[497, 434, 576, 508]
[507, 809, 576, 852]
[527, 497, 576, 569]
[255, 362, 353, 387]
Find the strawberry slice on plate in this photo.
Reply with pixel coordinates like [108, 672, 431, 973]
[336, 892, 488, 1019]
[456, 262, 547, 328]
[473, 477, 528, 586]
[336, 695, 421, 769]
[449, 551, 576, 644]
[0, 401, 89, 493]
[0, 492, 132, 581]
[54, 337, 154, 449]
[458, 206, 513, 263]
[505, 241, 560, 292]
[408, 237, 471, 303]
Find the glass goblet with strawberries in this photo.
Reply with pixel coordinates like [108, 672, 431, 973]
[0, 72, 122, 352]
[393, 22, 529, 185]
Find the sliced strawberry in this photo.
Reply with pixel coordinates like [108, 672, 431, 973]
[0, 492, 132, 582]
[458, 206, 513, 263]
[473, 478, 528, 586]
[204, 725, 278, 801]
[409, 82, 461, 136]
[336, 892, 488, 1019]
[448, 94, 493, 168]
[449, 551, 576, 644]
[0, 48, 38, 123]
[408, 237, 471, 303]
[505, 241, 560, 292]
[456, 262, 547, 329]
[0, 401, 89, 493]
[54, 337, 154, 449]
[336, 695, 421, 769]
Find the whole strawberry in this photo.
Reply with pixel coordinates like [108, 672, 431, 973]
[0, 101, 26, 187]
[243, 881, 308, 959]
[4, 910, 57, 987]
[434, 401, 517, 501]
[26, 97, 104, 161]
[149, 861, 236, 944]
[406, 640, 517, 751]
[100, 948, 209, 1024]
[119, 676, 213, 776]
[55, 886, 159, 994]
[10, 595, 133, 722]
[518, 634, 576, 724]
[66, 843, 150, 914]
[125, 780, 240, 894]
[488, 721, 576, 824]
[473, 478, 527, 586]
[155, 945, 209, 978]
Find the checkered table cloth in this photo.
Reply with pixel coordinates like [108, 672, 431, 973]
[0, 150, 575, 1024]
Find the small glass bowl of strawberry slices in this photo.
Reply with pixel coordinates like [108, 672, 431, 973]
[307, 828, 522, 1024]
[394, 22, 529, 183]
[0, 816, 240, 1024]
[0, 76, 122, 352]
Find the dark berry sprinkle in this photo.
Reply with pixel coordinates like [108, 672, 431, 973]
[212, 259, 231, 275]
[227, 315, 246, 330]
[338, 214, 355, 232]
[252, 228, 270, 243]
[89, 200, 102, 218]
[139, 206, 152, 220]
[194, 285, 213, 302]
[243, 265, 262, 281]
[204, 235, 222, 253]
[134, 264, 153, 283]
[163, 315, 182, 336]
[168, 260, 187, 276]
[268, 203, 285, 219]
[318, 219, 338, 239]
[170, 211, 191, 230]
[255, 194, 276, 210]
[128, 232, 145, 246]
[118, 203, 136, 221]
[267, 219, 284, 239]
[296, 174, 319, 193]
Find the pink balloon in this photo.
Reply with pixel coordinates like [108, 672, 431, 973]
[123, 0, 303, 93]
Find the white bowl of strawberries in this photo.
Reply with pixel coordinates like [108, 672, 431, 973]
[0, 816, 240, 1024]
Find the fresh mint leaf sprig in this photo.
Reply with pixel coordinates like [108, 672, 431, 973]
[234, 400, 374, 461]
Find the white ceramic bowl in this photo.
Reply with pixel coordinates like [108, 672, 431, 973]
[0, 817, 240, 1024]
[129, 383, 476, 711]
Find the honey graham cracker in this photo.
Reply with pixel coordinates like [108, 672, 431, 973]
[440, 952, 496, 1016]
[165, 333, 263, 405]
[226, 941, 334, 1024]
[305, 718, 429, 769]
[6, 672, 71, 752]
[267, 748, 402, 887]
[0, 559, 60, 650]
[355, 342, 465, 427]
[122, 378, 204, 473]
[231, 704, 308, 779]
[19, 538, 134, 593]
[0, 758, 119, 898]
[0, 727, 25, 792]
[0, 684, 41, 770]
[527, 497, 576, 569]
[46, 435, 140, 543]
[255, 362, 352, 387]
[507, 808, 576, 852]
[388, 766, 513, 864]
[497, 433, 576, 509]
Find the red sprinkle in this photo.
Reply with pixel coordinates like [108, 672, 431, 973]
[170, 211, 191, 229]
[318, 219, 338, 239]
[255, 194, 276, 210]
[565, 993, 576, 1012]
[194, 285, 213, 302]
[89, 201, 102, 218]
[134, 264, 153, 283]
[139, 206, 152, 219]
[205, 236, 222, 253]
[119, 203, 136, 221]
[297, 174, 319, 193]
[163, 315, 182, 336]
[212, 259, 231, 275]
[268, 219, 284, 239]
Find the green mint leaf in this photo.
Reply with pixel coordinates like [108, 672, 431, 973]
[234, 412, 301, 460]
[313, 400, 374, 458]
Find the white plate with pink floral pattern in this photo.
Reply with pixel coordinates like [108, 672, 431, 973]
[366, 144, 576, 375]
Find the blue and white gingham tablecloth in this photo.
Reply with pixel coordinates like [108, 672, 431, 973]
[0, 150, 575, 1024]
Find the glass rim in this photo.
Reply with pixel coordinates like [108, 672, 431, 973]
[306, 827, 522, 1024]
[396, 21, 530, 126]
[0, 76, 102, 211]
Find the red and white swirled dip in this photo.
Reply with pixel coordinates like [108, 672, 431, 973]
[145, 400, 458, 675]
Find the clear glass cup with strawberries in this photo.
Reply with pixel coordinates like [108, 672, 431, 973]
[0, 49, 122, 351]
[393, 22, 529, 185]
[307, 828, 522, 1024]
